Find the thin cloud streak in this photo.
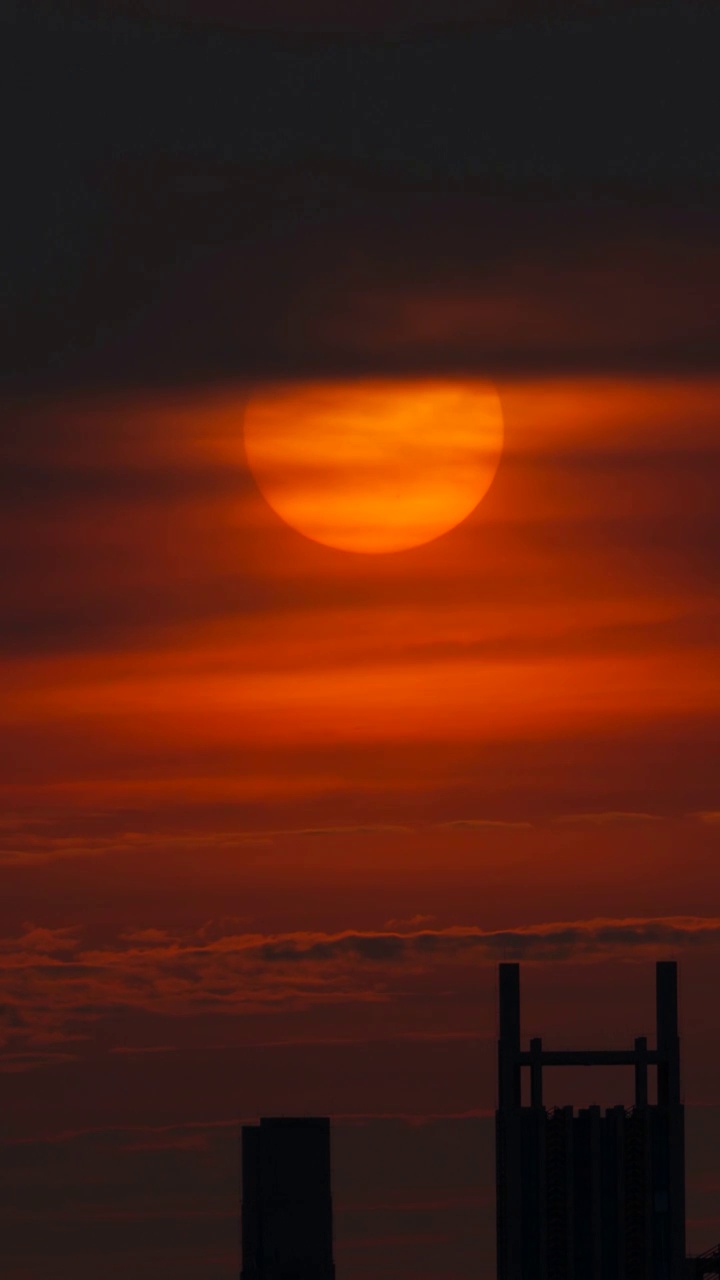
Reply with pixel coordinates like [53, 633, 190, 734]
[437, 819, 533, 831]
[2, 916, 720, 1070]
[553, 811, 663, 826]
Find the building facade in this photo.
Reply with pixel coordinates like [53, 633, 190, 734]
[496, 961, 686, 1280]
[241, 1116, 335, 1280]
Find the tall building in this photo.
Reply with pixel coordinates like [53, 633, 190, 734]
[241, 1116, 335, 1280]
[686, 1246, 720, 1277]
[496, 960, 686, 1280]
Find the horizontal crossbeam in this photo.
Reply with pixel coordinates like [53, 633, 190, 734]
[518, 1049, 661, 1067]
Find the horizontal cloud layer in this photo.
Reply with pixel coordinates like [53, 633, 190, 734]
[2, 915, 720, 1070]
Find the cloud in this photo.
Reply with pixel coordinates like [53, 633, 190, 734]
[108, 1045, 176, 1056]
[2, 915, 720, 1069]
[84, 210, 720, 392]
[553, 811, 663, 826]
[272, 825, 413, 837]
[255, 918, 720, 964]
[18, 0, 675, 38]
[0, 822, 412, 869]
[436, 819, 532, 831]
[0, 1050, 80, 1074]
[0, 461, 248, 511]
[6, 0, 720, 426]
[694, 811, 720, 825]
[0, 926, 79, 955]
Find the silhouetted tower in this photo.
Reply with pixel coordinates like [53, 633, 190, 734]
[496, 961, 686, 1280]
[685, 1245, 720, 1278]
[241, 1117, 335, 1280]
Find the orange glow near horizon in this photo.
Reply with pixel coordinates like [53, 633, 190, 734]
[242, 378, 504, 553]
[2, 370, 720, 1277]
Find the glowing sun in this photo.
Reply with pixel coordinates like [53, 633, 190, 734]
[243, 378, 504, 554]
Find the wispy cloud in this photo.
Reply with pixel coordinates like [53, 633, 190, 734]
[0, 826, 275, 868]
[553, 811, 663, 826]
[0, 821, 412, 868]
[273, 824, 413, 837]
[254, 917, 720, 964]
[436, 819, 532, 831]
[2, 916, 719, 1070]
[109, 1045, 177, 1057]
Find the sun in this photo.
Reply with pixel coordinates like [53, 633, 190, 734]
[243, 378, 504, 554]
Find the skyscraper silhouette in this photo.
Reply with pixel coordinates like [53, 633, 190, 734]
[241, 1116, 335, 1280]
[496, 961, 686, 1280]
[685, 1245, 720, 1277]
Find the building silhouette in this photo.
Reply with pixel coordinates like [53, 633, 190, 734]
[686, 1246, 720, 1277]
[496, 960, 686, 1280]
[241, 1116, 335, 1280]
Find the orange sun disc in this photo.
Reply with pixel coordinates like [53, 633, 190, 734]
[243, 377, 504, 554]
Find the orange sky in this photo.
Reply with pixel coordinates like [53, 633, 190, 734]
[1, 369, 720, 1276]
[3, 375, 719, 791]
[5, 3, 720, 1274]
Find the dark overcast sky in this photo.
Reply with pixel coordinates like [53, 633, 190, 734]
[5, 1, 719, 390]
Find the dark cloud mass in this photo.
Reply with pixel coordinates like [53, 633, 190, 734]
[3, 3, 720, 390]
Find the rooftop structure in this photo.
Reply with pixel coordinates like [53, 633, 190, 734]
[496, 960, 686, 1279]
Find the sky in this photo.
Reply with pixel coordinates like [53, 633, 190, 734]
[2, 3, 720, 1277]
